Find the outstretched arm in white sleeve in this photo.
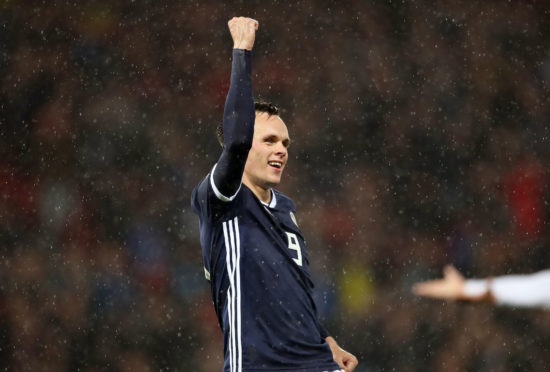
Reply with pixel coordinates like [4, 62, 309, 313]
[413, 265, 550, 308]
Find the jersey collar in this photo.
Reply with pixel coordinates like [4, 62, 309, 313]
[260, 189, 277, 209]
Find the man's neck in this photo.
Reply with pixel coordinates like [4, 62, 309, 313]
[243, 179, 271, 204]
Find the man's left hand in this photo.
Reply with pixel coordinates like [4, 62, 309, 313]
[326, 336, 358, 372]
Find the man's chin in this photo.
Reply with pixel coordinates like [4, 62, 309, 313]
[265, 175, 282, 188]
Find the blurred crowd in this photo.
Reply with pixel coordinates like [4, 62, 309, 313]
[2, 1, 550, 371]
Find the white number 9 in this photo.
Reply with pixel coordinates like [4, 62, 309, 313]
[285, 232, 302, 266]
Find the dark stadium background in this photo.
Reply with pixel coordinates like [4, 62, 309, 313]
[2, 1, 550, 370]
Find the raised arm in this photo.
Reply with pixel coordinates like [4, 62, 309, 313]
[211, 17, 258, 201]
[413, 265, 550, 308]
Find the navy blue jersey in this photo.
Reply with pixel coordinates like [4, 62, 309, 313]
[191, 49, 341, 372]
[191, 171, 341, 371]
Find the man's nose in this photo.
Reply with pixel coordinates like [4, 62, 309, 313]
[275, 143, 287, 156]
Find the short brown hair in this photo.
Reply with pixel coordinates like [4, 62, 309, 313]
[216, 100, 280, 147]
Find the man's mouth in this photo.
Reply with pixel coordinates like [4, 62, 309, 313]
[268, 161, 283, 169]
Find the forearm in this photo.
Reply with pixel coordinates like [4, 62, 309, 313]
[222, 49, 254, 150]
[463, 270, 550, 308]
[212, 49, 255, 199]
[325, 336, 337, 348]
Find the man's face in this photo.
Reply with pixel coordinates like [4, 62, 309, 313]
[243, 112, 290, 190]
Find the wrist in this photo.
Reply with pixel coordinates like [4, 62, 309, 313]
[233, 43, 253, 50]
[462, 278, 494, 302]
[325, 336, 338, 349]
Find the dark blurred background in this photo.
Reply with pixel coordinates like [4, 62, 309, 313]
[2, 0, 550, 371]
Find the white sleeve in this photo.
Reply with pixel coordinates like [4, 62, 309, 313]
[464, 270, 550, 308]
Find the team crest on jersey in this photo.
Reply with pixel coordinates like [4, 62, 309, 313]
[290, 211, 298, 227]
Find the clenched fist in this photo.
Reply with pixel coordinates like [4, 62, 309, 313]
[228, 17, 259, 51]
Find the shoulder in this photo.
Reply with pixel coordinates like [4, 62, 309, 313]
[191, 174, 210, 212]
[272, 189, 297, 211]
[191, 170, 243, 219]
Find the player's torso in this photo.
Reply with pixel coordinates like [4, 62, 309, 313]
[237, 188, 317, 325]
[206, 186, 336, 370]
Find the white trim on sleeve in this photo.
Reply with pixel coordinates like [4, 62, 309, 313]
[210, 163, 241, 202]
